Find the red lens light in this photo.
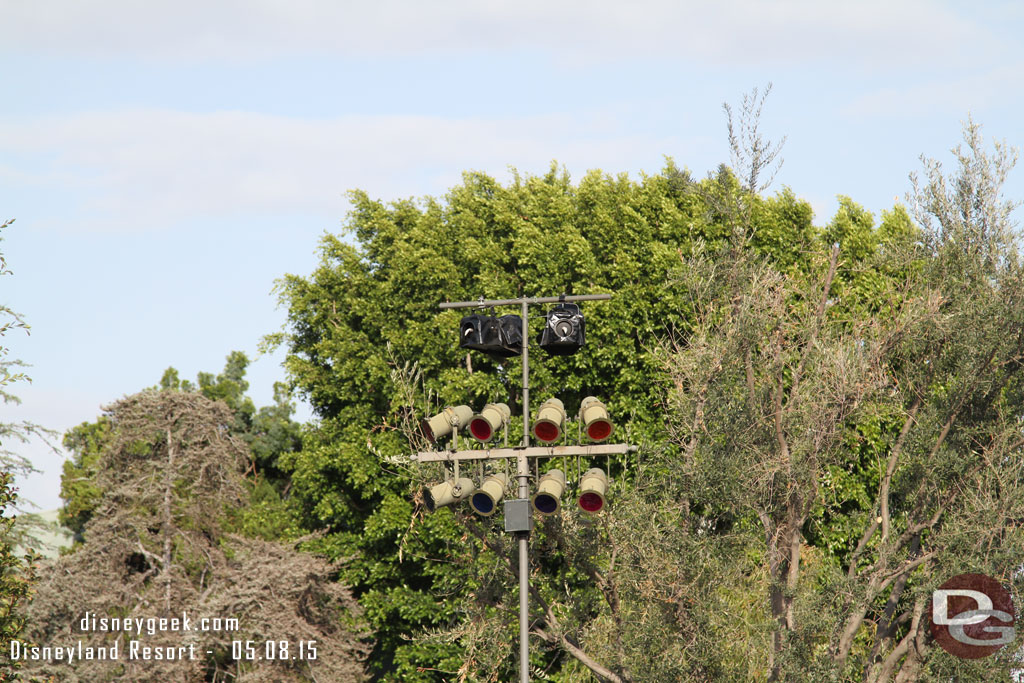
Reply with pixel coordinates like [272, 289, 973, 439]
[579, 492, 603, 512]
[587, 420, 612, 441]
[469, 418, 492, 442]
[534, 421, 560, 443]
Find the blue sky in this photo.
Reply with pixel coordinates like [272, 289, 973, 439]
[2, 0, 1023, 510]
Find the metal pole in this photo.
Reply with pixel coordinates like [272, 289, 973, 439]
[518, 528, 529, 682]
[518, 300, 530, 683]
[521, 299, 530, 449]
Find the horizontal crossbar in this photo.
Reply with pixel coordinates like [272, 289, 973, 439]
[439, 293, 611, 309]
[390, 443, 635, 464]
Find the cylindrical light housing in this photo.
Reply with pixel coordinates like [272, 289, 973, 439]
[577, 468, 608, 513]
[532, 397, 565, 444]
[469, 403, 510, 443]
[419, 405, 473, 443]
[579, 396, 614, 442]
[423, 477, 476, 512]
[470, 473, 509, 516]
[531, 469, 566, 516]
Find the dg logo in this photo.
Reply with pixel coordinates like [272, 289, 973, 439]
[930, 573, 1016, 659]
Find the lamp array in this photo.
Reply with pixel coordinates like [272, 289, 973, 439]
[423, 466, 608, 516]
[420, 397, 614, 447]
[420, 395, 615, 516]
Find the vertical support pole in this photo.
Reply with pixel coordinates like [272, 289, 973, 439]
[521, 300, 530, 449]
[518, 300, 530, 683]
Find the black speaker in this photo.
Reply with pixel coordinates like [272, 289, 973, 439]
[539, 303, 584, 355]
[460, 313, 522, 357]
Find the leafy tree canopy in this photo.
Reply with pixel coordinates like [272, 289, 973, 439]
[269, 153, 902, 680]
[273, 118, 1024, 682]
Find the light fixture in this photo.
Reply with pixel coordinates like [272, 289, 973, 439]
[423, 477, 476, 512]
[531, 469, 566, 515]
[469, 403, 511, 443]
[577, 468, 608, 513]
[460, 313, 522, 357]
[539, 302, 584, 355]
[532, 398, 566, 444]
[419, 405, 473, 444]
[579, 396, 613, 442]
[470, 473, 509, 516]
[497, 314, 523, 355]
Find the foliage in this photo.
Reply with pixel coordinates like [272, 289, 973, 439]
[0, 472, 40, 681]
[273, 111, 1024, 682]
[58, 416, 111, 538]
[60, 352, 303, 539]
[269, 146, 837, 680]
[0, 218, 28, 405]
[1, 218, 53, 483]
[160, 350, 302, 486]
[25, 390, 369, 682]
[0, 217, 43, 680]
[657, 119, 1024, 681]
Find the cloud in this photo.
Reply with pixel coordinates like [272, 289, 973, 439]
[1, 0, 1003, 69]
[843, 63, 1024, 120]
[0, 109, 690, 231]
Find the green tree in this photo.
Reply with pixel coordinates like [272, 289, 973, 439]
[0, 218, 42, 679]
[270, 147, 843, 680]
[653, 120, 1024, 681]
[58, 416, 110, 538]
[0, 217, 50, 482]
[273, 114, 1024, 682]
[0, 473, 38, 681]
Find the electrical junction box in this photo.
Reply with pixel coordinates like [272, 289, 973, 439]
[503, 499, 533, 533]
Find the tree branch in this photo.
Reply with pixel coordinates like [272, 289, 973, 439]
[745, 345, 757, 414]
[879, 396, 922, 543]
[866, 535, 922, 673]
[772, 337, 791, 471]
[848, 517, 880, 580]
[533, 624, 624, 683]
[788, 244, 840, 407]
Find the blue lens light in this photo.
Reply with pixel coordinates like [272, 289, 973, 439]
[533, 494, 558, 514]
[472, 493, 494, 515]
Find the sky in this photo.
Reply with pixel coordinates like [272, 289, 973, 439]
[2, 0, 1024, 512]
